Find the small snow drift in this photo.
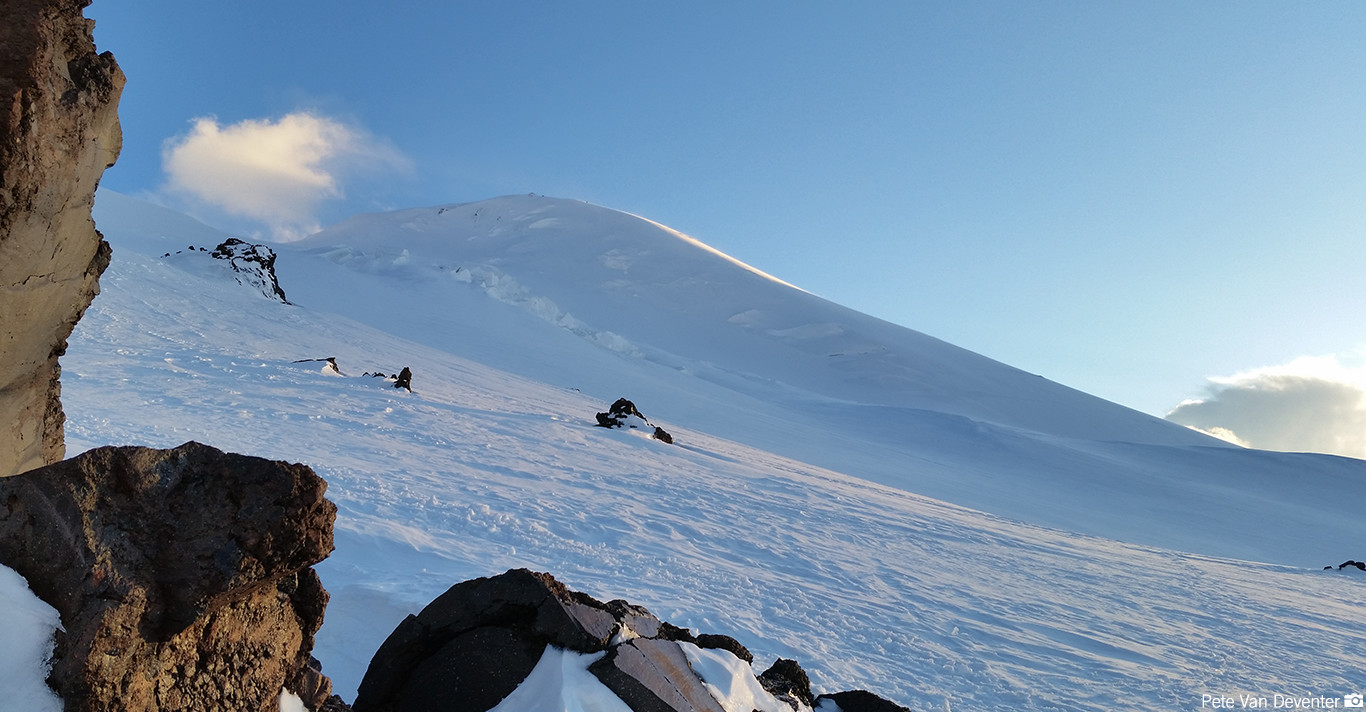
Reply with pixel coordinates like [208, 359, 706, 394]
[352, 568, 905, 712]
[295, 357, 344, 376]
[595, 398, 674, 443]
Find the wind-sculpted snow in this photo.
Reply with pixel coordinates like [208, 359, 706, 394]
[64, 192, 1366, 710]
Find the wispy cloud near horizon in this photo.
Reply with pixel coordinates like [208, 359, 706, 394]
[160, 112, 410, 241]
[1166, 353, 1366, 459]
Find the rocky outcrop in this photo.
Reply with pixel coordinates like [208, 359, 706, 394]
[0, 441, 337, 711]
[595, 398, 674, 444]
[1, 0, 124, 477]
[208, 237, 290, 303]
[354, 568, 908, 712]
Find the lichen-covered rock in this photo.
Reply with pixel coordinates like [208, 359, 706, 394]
[0, 0, 124, 477]
[0, 441, 337, 711]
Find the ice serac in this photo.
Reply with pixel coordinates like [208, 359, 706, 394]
[0, 0, 123, 477]
[0, 442, 338, 712]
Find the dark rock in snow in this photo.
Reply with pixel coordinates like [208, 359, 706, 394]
[353, 568, 634, 711]
[759, 658, 816, 709]
[295, 356, 343, 375]
[0, 441, 337, 712]
[817, 689, 914, 712]
[354, 568, 912, 712]
[611, 397, 644, 420]
[696, 633, 753, 664]
[208, 237, 291, 303]
[594, 397, 674, 443]
[395, 366, 413, 391]
[1337, 560, 1365, 571]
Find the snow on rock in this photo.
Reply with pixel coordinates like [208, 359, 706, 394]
[487, 647, 633, 712]
[0, 565, 63, 712]
[684, 643, 808, 712]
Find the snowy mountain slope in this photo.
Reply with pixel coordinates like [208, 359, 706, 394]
[62, 192, 1366, 710]
[291, 195, 1207, 446]
[262, 192, 1361, 565]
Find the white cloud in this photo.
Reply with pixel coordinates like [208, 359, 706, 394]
[1166, 352, 1366, 459]
[161, 112, 408, 241]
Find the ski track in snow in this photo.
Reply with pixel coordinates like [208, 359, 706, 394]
[59, 193, 1366, 711]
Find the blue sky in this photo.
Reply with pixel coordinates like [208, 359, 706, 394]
[88, 1, 1366, 435]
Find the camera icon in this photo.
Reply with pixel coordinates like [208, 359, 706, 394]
[1344, 693, 1364, 708]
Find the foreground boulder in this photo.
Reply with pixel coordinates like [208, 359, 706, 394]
[0, 0, 125, 477]
[355, 568, 907, 712]
[0, 441, 337, 711]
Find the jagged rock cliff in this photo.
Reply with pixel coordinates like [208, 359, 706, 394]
[0, 442, 338, 711]
[0, 0, 124, 477]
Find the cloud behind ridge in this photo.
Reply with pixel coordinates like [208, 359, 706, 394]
[1166, 354, 1366, 459]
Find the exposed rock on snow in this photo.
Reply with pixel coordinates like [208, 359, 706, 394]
[695, 633, 753, 664]
[295, 357, 343, 375]
[0, 0, 124, 477]
[815, 690, 911, 712]
[165, 237, 291, 303]
[353, 568, 907, 712]
[0, 441, 337, 711]
[209, 237, 291, 302]
[596, 398, 674, 443]
[759, 658, 816, 709]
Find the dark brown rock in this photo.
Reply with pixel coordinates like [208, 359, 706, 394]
[0, 441, 337, 711]
[1, 0, 124, 476]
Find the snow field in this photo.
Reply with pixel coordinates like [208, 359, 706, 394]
[55, 192, 1366, 710]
